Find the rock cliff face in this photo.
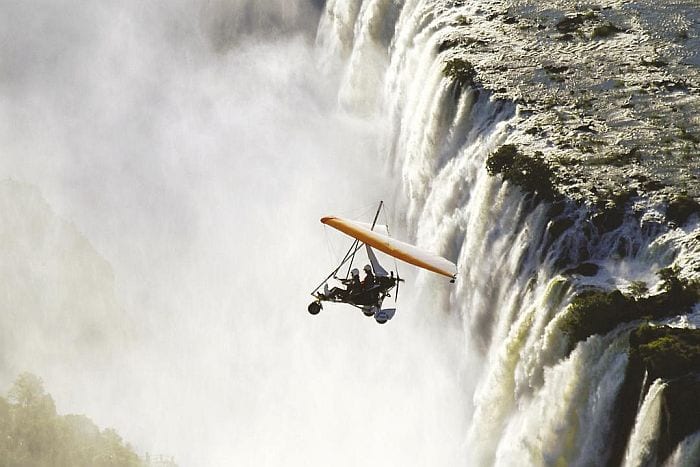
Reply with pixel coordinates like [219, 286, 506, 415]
[439, 0, 699, 202]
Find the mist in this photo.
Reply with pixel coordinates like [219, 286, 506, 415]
[0, 1, 470, 465]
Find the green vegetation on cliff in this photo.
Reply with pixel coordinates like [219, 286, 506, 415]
[0, 373, 142, 467]
[559, 289, 630, 343]
[443, 58, 477, 87]
[559, 266, 700, 346]
[630, 324, 700, 380]
[486, 144, 558, 201]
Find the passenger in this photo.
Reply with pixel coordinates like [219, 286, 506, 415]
[362, 264, 375, 290]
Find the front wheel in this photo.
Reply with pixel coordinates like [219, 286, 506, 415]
[308, 301, 321, 315]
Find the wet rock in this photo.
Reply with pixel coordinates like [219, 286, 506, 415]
[659, 377, 700, 463]
[591, 22, 624, 39]
[574, 123, 596, 133]
[548, 215, 573, 235]
[565, 262, 599, 276]
[452, 0, 700, 202]
[585, 148, 641, 167]
[591, 208, 625, 232]
[555, 12, 597, 33]
[640, 58, 669, 68]
[438, 36, 487, 53]
[666, 195, 700, 225]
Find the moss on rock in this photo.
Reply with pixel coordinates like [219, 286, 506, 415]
[559, 266, 700, 347]
[559, 289, 632, 344]
[630, 324, 700, 380]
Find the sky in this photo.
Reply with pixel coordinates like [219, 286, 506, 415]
[0, 1, 470, 465]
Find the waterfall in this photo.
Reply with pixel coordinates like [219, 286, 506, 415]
[664, 431, 700, 467]
[623, 379, 667, 467]
[318, 0, 700, 465]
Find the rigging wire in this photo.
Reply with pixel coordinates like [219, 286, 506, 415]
[382, 201, 401, 282]
[335, 202, 379, 224]
[322, 225, 339, 265]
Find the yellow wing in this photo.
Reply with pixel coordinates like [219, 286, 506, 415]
[321, 216, 457, 279]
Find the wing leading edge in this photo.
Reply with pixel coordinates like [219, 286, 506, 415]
[321, 216, 457, 279]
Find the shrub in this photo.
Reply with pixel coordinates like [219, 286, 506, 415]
[559, 289, 632, 343]
[628, 281, 649, 298]
[486, 145, 557, 201]
[630, 324, 700, 380]
[443, 58, 477, 87]
[560, 267, 700, 347]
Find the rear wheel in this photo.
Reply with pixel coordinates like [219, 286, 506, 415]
[308, 301, 321, 315]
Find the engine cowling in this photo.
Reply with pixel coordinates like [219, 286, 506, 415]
[374, 308, 396, 324]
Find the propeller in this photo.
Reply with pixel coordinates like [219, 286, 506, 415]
[395, 273, 404, 302]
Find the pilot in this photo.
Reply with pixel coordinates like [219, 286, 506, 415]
[346, 268, 362, 294]
[324, 268, 361, 299]
[362, 264, 375, 290]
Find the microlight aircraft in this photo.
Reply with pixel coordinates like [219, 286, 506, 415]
[308, 202, 457, 324]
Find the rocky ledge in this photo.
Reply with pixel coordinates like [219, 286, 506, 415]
[440, 0, 699, 203]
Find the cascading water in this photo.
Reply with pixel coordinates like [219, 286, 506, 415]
[623, 379, 667, 467]
[0, 1, 471, 465]
[664, 431, 700, 467]
[319, 0, 700, 466]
